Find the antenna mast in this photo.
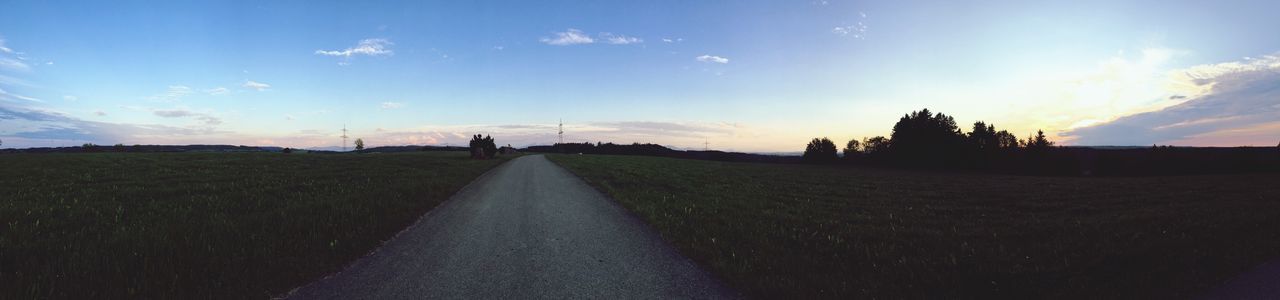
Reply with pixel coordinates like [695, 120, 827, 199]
[341, 124, 349, 151]
[558, 119, 564, 145]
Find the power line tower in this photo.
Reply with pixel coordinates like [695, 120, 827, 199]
[704, 138, 709, 151]
[558, 119, 564, 145]
[341, 124, 349, 151]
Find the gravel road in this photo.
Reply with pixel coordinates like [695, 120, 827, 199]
[286, 154, 735, 299]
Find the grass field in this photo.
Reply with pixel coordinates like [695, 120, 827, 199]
[0, 151, 510, 299]
[548, 154, 1280, 299]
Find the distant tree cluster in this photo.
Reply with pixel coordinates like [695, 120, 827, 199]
[804, 108, 1062, 171]
[469, 134, 497, 159]
[802, 138, 838, 164]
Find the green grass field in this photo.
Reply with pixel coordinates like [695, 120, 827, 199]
[0, 151, 510, 299]
[548, 154, 1280, 299]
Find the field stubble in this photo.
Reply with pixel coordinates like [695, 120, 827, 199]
[548, 154, 1280, 298]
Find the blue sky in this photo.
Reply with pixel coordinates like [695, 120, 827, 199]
[2, 0, 1279, 151]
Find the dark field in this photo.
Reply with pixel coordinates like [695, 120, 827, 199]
[548, 154, 1280, 299]
[0, 152, 510, 299]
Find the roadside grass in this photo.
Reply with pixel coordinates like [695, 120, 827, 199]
[548, 154, 1280, 299]
[0, 151, 511, 299]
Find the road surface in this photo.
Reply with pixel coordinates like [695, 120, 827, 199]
[286, 155, 735, 299]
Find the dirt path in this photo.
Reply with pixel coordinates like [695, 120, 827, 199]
[286, 155, 734, 299]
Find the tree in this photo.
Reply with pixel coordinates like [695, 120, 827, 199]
[1025, 130, 1055, 151]
[862, 136, 891, 155]
[995, 130, 1020, 149]
[968, 121, 997, 151]
[469, 134, 497, 159]
[842, 139, 861, 160]
[354, 138, 365, 151]
[802, 137, 838, 164]
[282, 147, 293, 154]
[888, 108, 967, 166]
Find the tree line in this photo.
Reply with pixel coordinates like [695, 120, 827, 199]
[805, 108, 1060, 171]
[803, 108, 1280, 175]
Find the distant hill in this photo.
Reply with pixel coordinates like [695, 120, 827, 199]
[356, 145, 469, 153]
[523, 142, 800, 164]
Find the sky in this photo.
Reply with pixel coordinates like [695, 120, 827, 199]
[2, 0, 1279, 151]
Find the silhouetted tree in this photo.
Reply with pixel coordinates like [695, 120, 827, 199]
[1026, 130, 1055, 151]
[862, 136, 891, 155]
[842, 139, 861, 160]
[354, 138, 365, 151]
[888, 108, 967, 166]
[469, 134, 497, 159]
[968, 121, 998, 151]
[282, 147, 293, 154]
[995, 130, 1020, 149]
[803, 137, 838, 164]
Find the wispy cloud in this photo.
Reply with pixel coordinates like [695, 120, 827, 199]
[242, 81, 270, 91]
[153, 108, 222, 125]
[0, 58, 28, 72]
[540, 29, 594, 46]
[148, 85, 192, 102]
[0, 37, 31, 71]
[315, 38, 394, 58]
[205, 87, 230, 96]
[62, 95, 77, 101]
[1062, 53, 1280, 146]
[661, 38, 684, 43]
[380, 102, 404, 109]
[600, 33, 643, 45]
[0, 87, 41, 103]
[696, 55, 729, 64]
[0, 105, 225, 147]
[0, 38, 13, 54]
[832, 12, 869, 39]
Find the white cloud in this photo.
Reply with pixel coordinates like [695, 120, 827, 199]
[315, 38, 394, 57]
[0, 87, 42, 102]
[63, 95, 77, 101]
[600, 33, 643, 45]
[696, 55, 729, 64]
[380, 102, 404, 109]
[206, 87, 230, 95]
[661, 38, 683, 43]
[94, 110, 106, 116]
[242, 81, 270, 91]
[540, 29, 594, 46]
[1062, 52, 1280, 145]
